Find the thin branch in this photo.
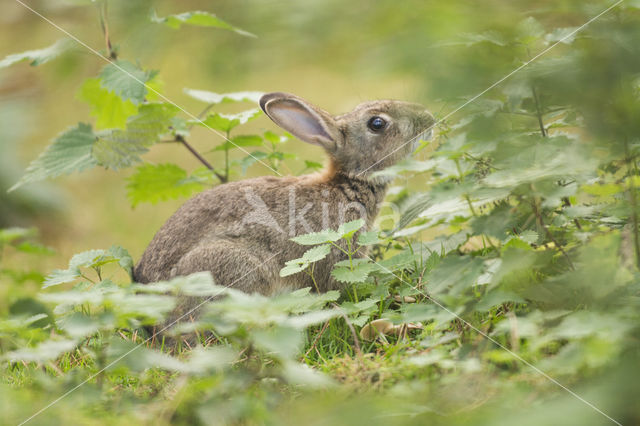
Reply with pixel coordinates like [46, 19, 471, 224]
[175, 134, 226, 182]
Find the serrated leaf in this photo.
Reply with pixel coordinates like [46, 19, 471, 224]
[183, 88, 263, 104]
[331, 262, 376, 283]
[213, 134, 263, 151]
[337, 219, 365, 238]
[151, 10, 255, 37]
[10, 123, 97, 191]
[291, 229, 341, 245]
[43, 246, 132, 287]
[302, 244, 331, 263]
[193, 109, 262, 133]
[0, 38, 74, 69]
[99, 60, 154, 105]
[280, 261, 309, 277]
[357, 230, 382, 246]
[93, 103, 178, 169]
[126, 163, 204, 207]
[78, 78, 138, 129]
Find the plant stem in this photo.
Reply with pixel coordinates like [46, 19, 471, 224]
[531, 84, 547, 137]
[224, 131, 231, 182]
[531, 196, 574, 270]
[98, 1, 116, 60]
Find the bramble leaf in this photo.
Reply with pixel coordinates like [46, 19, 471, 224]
[10, 123, 97, 191]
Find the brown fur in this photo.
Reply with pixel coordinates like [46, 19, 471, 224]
[134, 93, 434, 296]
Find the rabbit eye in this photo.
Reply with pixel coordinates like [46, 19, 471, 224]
[367, 116, 387, 132]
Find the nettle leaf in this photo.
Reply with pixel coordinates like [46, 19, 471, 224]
[43, 246, 132, 288]
[331, 259, 376, 283]
[126, 163, 204, 207]
[337, 219, 365, 238]
[99, 60, 155, 105]
[78, 78, 138, 129]
[151, 10, 255, 37]
[358, 230, 382, 246]
[0, 38, 74, 69]
[280, 261, 309, 277]
[302, 244, 331, 263]
[183, 88, 263, 104]
[93, 103, 178, 169]
[10, 123, 97, 191]
[213, 134, 263, 151]
[194, 109, 262, 133]
[291, 229, 341, 245]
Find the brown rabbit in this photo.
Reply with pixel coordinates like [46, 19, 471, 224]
[134, 92, 434, 295]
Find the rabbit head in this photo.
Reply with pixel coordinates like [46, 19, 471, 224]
[260, 92, 435, 179]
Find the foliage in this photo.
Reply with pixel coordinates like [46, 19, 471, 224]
[2, 1, 640, 425]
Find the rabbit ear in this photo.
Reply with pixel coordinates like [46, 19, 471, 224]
[260, 93, 337, 151]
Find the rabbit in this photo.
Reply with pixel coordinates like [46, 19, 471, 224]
[133, 92, 434, 297]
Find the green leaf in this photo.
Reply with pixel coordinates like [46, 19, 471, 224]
[183, 88, 263, 104]
[213, 134, 263, 151]
[291, 229, 341, 245]
[151, 10, 256, 37]
[0, 38, 74, 69]
[78, 78, 138, 129]
[302, 244, 331, 263]
[280, 261, 310, 277]
[194, 109, 262, 133]
[99, 60, 154, 105]
[331, 259, 376, 283]
[337, 219, 365, 238]
[93, 103, 178, 169]
[357, 230, 382, 246]
[126, 163, 204, 207]
[43, 246, 133, 287]
[9, 123, 97, 191]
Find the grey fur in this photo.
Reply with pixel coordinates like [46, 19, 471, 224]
[134, 93, 434, 296]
